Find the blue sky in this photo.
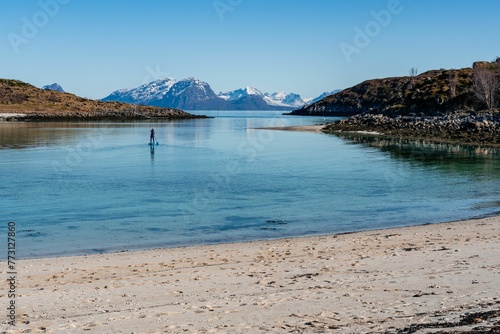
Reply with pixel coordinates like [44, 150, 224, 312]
[1, 0, 500, 100]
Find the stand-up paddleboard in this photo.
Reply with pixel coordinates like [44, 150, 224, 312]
[148, 142, 159, 146]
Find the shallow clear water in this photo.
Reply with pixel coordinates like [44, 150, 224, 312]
[1, 111, 500, 258]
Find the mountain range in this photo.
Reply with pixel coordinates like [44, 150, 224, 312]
[102, 77, 339, 111]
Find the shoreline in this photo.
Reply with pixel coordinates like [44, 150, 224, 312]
[12, 217, 484, 261]
[257, 124, 326, 132]
[260, 124, 384, 136]
[265, 123, 500, 148]
[4, 216, 499, 333]
[0, 114, 209, 122]
[322, 111, 500, 147]
[0, 110, 208, 122]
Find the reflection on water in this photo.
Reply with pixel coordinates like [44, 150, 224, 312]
[0, 120, 211, 149]
[0, 122, 91, 149]
[333, 133, 500, 177]
[150, 144, 155, 162]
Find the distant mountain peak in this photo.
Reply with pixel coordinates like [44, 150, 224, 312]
[306, 90, 342, 105]
[218, 86, 263, 101]
[42, 83, 64, 93]
[245, 86, 262, 96]
[262, 91, 306, 108]
[103, 77, 338, 111]
[103, 77, 226, 110]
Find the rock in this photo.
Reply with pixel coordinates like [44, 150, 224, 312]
[322, 110, 500, 146]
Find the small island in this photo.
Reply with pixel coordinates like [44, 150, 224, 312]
[289, 59, 500, 146]
[0, 79, 206, 121]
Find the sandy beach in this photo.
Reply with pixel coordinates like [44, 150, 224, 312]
[2, 217, 499, 333]
[258, 124, 383, 136]
[257, 124, 326, 132]
[0, 113, 27, 121]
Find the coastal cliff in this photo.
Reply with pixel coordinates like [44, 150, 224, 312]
[0, 79, 204, 120]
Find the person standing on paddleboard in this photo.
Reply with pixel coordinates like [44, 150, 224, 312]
[150, 128, 156, 144]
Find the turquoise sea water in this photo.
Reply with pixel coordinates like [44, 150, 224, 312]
[1, 111, 500, 258]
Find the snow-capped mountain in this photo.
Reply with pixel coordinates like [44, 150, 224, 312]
[217, 87, 307, 109]
[218, 86, 263, 101]
[263, 92, 306, 108]
[104, 78, 177, 105]
[103, 78, 339, 111]
[42, 83, 64, 93]
[307, 90, 342, 105]
[103, 78, 227, 110]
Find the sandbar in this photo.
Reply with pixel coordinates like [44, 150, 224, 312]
[258, 125, 326, 132]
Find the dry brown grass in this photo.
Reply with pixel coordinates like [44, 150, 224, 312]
[0, 79, 201, 119]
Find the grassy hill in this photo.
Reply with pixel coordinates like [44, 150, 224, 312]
[301, 60, 500, 146]
[0, 79, 202, 120]
[290, 60, 500, 116]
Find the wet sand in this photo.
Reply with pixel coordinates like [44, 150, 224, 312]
[2, 217, 499, 333]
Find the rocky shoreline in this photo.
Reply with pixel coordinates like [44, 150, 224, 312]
[322, 110, 500, 146]
[0, 109, 208, 121]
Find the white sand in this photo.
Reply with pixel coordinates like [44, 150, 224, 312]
[259, 125, 383, 135]
[258, 125, 326, 132]
[353, 130, 383, 135]
[0, 113, 27, 118]
[1, 217, 499, 333]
